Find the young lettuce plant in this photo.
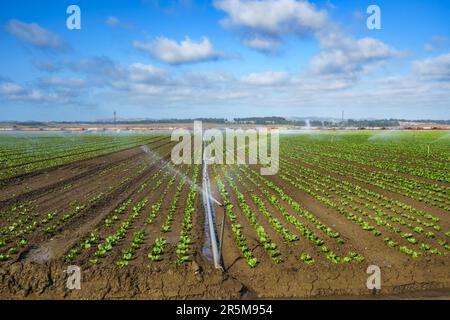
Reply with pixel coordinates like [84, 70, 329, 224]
[148, 237, 166, 262]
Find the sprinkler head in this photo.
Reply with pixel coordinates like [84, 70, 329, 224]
[210, 197, 223, 207]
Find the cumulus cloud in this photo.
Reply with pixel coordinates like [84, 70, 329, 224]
[311, 31, 400, 76]
[215, 0, 328, 51]
[5, 19, 65, 50]
[241, 71, 289, 85]
[0, 79, 72, 103]
[213, 0, 400, 81]
[45, 57, 243, 104]
[242, 36, 280, 52]
[29, 57, 170, 91]
[413, 53, 450, 81]
[127, 63, 170, 84]
[113, 66, 233, 94]
[133, 36, 222, 64]
[215, 0, 327, 34]
[182, 71, 233, 88]
[0, 81, 26, 96]
[215, 0, 399, 79]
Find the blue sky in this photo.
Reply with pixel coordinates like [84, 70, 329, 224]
[0, 0, 449, 121]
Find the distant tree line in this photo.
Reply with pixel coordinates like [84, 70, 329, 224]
[412, 120, 450, 125]
[232, 117, 402, 127]
[4, 117, 450, 127]
[233, 117, 291, 124]
[344, 119, 401, 127]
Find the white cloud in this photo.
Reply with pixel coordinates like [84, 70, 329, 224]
[133, 36, 221, 64]
[127, 63, 169, 83]
[125, 83, 166, 96]
[242, 36, 279, 52]
[214, 0, 329, 52]
[310, 28, 400, 77]
[413, 53, 450, 81]
[215, 0, 399, 80]
[104, 62, 173, 93]
[241, 71, 289, 85]
[183, 71, 233, 87]
[0, 79, 71, 103]
[0, 82, 25, 95]
[215, 0, 328, 35]
[5, 19, 65, 50]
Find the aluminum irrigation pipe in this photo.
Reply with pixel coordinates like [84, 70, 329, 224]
[202, 152, 222, 270]
[218, 208, 226, 263]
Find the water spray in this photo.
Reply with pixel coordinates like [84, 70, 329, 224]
[141, 145, 223, 207]
[142, 144, 225, 269]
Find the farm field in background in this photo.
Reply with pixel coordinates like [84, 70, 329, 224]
[0, 130, 448, 299]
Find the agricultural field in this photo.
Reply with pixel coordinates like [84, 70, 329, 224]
[0, 130, 449, 299]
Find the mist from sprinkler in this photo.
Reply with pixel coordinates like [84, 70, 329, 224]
[140, 145, 223, 207]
